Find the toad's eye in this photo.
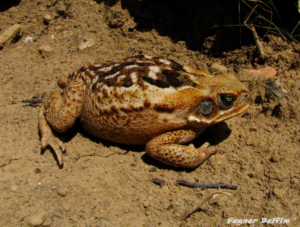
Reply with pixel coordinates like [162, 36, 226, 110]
[218, 95, 236, 109]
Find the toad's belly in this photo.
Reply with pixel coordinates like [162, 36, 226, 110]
[80, 109, 188, 145]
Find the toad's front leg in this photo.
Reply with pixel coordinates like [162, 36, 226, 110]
[39, 81, 84, 168]
[145, 129, 217, 168]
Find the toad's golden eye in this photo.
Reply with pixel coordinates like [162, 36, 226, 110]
[218, 95, 236, 110]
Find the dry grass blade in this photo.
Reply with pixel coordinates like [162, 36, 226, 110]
[181, 191, 233, 220]
[243, 0, 274, 57]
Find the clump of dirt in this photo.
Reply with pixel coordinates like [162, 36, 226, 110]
[0, 0, 299, 226]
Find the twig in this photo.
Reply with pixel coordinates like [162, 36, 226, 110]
[182, 191, 233, 220]
[22, 99, 43, 104]
[243, 2, 267, 57]
[152, 178, 165, 187]
[176, 179, 238, 190]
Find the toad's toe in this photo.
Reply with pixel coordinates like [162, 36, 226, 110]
[39, 109, 65, 168]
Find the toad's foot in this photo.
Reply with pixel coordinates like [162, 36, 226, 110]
[39, 109, 65, 168]
[146, 129, 217, 168]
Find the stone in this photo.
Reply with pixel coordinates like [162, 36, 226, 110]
[273, 187, 286, 199]
[210, 62, 227, 74]
[0, 24, 22, 48]
[43, 14, 52, 22]
[25, 210, 46, 226]
[57, 188, 68, 196]
[78, 39, 95, 51]
[39, 45, 53, 53]
[42, 219, 52, 226]
[240, 66, 277, 80]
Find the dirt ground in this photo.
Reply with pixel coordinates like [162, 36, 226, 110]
[0, 0, 300, 226]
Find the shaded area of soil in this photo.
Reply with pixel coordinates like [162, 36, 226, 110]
[0, 0, 21, 12]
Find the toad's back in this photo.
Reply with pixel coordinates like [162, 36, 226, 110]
[65, 55, 210, 144]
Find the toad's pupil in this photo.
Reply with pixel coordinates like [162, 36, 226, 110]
[221, 95, 234, 106]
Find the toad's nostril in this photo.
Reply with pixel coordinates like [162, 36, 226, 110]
[240, 92, 251, 102]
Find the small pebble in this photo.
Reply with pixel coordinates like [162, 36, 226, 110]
[35, 168, 41, 173]
[42, 219, 52, 226]
[57, 188, 68, 196]
[24, 37, 34, 43]
[242, 66, 277, 80]
[247, 172, 256, 178]
[78, 39, 95, 51]
[143, 200, 150, 208]
[43, 14, 52, 22]
[39, 45, 53, 53]
[152, 177, 165, 187]
[0, 24, 22, 48]
[209, 154, 224, 168]
[25, 210, 46, 226]
[210, 62, 227, 74]
[149, 167, 156, 172]
[273, 187, 286, 199]
[95, 220, 114, 227]
[270, 154, 279, 162]
[55, 26, 62, 31]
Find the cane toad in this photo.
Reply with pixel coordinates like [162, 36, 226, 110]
[39, 55, 251, 168]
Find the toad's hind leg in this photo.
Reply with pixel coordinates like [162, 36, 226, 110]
[146, 129, 217, 168]
[39, 81, 85, 167]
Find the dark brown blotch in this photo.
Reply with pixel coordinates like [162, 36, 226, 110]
[101, 62, 135, 78]
[120, 107, 132, 113]
[102, 89, 109, 98]
[103, 109, 112, 115]
[142, 76, 170, 88]
[151, 57, 163, 65]
[105, 80, 115, 86]
[169, 59, 185, 71]
[111, 105, 119, 113]
[132, 106, 144, 112]
[91, 83, 97, 91]
[96, 62, 137, 87]
[123, 77, 133, 87]
[124, 119, 131, 127]
[88, 65, 103, 71]
[154, 103, 175, 113]
[137, 62, 155, 66]
[85, 70, 94, 78]
[114, 92, 121, 99]
[166, 69, 198, 87]
[162, 69, 182, 86]
[143, 100, 151, 108]
[88, 65, 95, 71]
[80, 66, 88, 72]
[112, 62, 135, 74]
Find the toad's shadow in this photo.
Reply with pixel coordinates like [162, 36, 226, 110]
[59, 121, 231, 171]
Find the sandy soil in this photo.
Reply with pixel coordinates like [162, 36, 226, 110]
[0, 0, 300, 226]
